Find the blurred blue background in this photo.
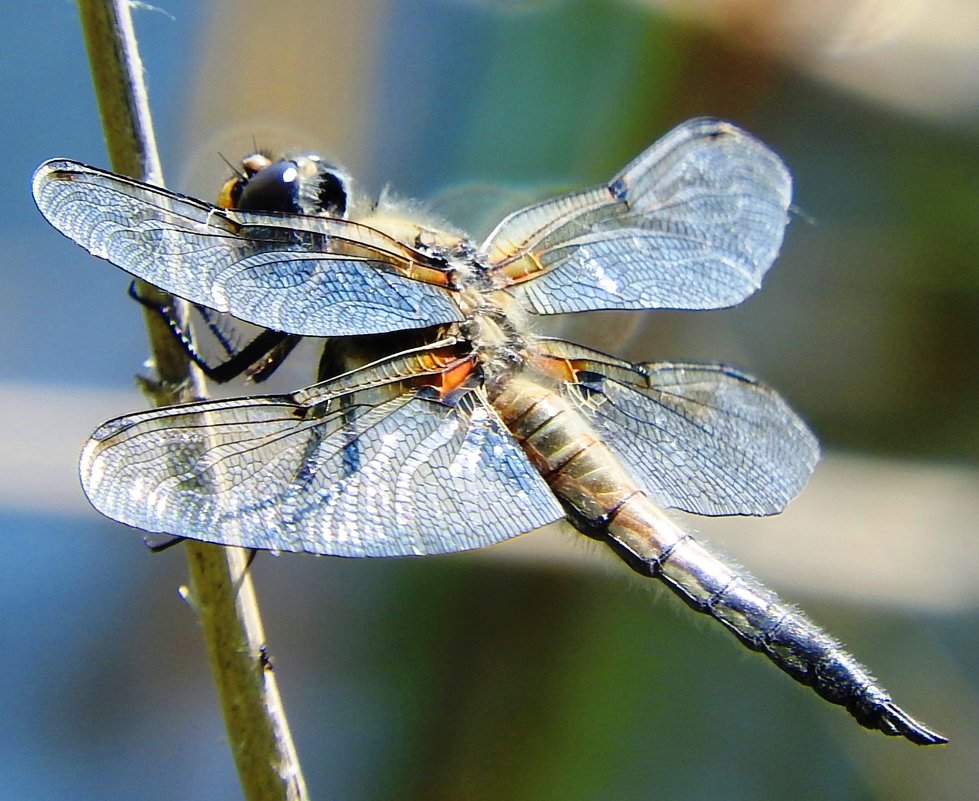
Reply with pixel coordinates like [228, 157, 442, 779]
[2, 1, 978, 799]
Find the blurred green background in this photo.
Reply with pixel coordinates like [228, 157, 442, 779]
[2, 1, 977, 799]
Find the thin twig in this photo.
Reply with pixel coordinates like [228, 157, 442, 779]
[75, 2, 309, 798]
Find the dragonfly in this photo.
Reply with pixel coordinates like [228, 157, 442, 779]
[32, 118, 945, 745]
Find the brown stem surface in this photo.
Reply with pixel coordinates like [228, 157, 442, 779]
[76, 2, 309, 798]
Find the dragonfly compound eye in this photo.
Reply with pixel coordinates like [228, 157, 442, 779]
[236, 159, 305, 213]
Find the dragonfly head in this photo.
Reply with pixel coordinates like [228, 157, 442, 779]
[218, 152, 352, 218]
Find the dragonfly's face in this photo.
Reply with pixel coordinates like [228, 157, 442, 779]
[218, 152, 352, 218]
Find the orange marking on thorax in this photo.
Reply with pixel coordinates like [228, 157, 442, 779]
[528, 353, 584, 383]
[415, 347, 477, 398]
[434, 356, 476, 396]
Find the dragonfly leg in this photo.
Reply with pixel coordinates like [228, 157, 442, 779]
[128, 281, 302, 383]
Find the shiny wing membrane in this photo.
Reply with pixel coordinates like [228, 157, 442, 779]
[80, 344, 565, 556]
[482, 118, 792, 315]
[533, 340, 819, 516]
[32, 160, 463, 337]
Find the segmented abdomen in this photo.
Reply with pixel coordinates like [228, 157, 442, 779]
[492, 374, 945, 744]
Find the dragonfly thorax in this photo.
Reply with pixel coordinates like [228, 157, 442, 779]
[455, 284, 532, 393]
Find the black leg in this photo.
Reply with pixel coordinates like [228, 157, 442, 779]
[129, 281, 303, 383]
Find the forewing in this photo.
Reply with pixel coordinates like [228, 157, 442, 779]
[32, 160, 463, 336]
[534, 341, 819, 516]
[80, 357, 564, 556]
[482, 119, 792, 315]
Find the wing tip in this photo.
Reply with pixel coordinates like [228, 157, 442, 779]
[31, 159, 65, 206]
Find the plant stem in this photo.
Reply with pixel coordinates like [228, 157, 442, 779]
[76, 2, 309, 798]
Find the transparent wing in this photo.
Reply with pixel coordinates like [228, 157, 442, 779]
[81, 347, 565, 556]
[533, 340, 819, 516]
[482, 118, 792, 315]
[134, 286, 302, 384]
[32, 160, 463, 336]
